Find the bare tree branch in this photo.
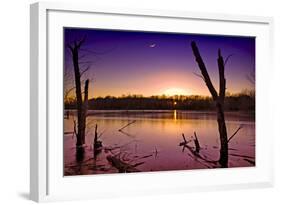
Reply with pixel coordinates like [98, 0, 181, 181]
[80, 45, 117, 55]
[224, 54, 234, 67]
[67, 44, 74, 53]
[76, 35, 87, 48]
[246, 69, 255, 84]
[64, 86, 76, 100]
[227, 126, 243, 143]
[191, 41, 218, 101]
[193, 72, 205, 81]
[79, 61, 94, 65]
[80, 65, 91, 77]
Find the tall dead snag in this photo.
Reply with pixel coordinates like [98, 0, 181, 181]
[67, 37, 89, 151]
[81, 79, 89, 145]
[191, 41, 228, 168]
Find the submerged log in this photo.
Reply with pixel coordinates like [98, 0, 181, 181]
[106, 155, 140, 173]
[179, 133, 217, 167]
[243, 158, 255, 165]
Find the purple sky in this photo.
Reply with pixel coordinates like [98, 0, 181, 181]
[64, 28, 255, 98]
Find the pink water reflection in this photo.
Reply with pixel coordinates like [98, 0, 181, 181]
[64, 110, 255, 176]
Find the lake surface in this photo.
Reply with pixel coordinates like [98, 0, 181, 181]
[64, 110, 255, 176]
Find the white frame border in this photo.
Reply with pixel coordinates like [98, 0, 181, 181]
[30, 1, 274, 202]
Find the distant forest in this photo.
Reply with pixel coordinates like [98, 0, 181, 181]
[64, 90, 255, 111]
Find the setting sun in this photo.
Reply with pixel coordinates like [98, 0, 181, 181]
[163, 88, 189, 96]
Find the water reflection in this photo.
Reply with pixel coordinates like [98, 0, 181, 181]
[173, 110, 177, 121]
[64, 110, 255, 176]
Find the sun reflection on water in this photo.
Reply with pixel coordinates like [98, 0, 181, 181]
[173, 110, 177, 121]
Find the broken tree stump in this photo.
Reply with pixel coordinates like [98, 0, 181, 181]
[93, 124, 103, 157]
[193, 131, 200, 153]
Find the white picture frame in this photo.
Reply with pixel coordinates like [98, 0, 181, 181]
[30, 1, 274, 202]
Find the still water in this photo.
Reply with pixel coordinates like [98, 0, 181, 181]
[64, 110, 255, 176]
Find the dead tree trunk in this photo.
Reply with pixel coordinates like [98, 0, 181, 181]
[67, 37, 89, 150]
[94, 124, 98, 150]
[81, 79, 89, 145]
[191, 41, 228, 168]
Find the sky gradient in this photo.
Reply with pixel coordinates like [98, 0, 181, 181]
[64, 28, 255, 98]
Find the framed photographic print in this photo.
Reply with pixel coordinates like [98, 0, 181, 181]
[30, 2, 274, 202]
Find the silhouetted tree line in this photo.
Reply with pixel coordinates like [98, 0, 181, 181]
[65, 90, 255, 111]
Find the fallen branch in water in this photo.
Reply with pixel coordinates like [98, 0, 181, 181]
[229, 153, 255, 159]
[243, 158, 255, 165]
[64, 131, 74, 135]
[136, 154, 153, 160]
[227, 125, 243, 143]
[154, 146, 158, 158]
[179, 133, 192, 146]
[104, 146, 121, 153]
[179, 132, 200, 153]
[119, 130, 136, 138]
[184, 143, 218, 166]
[179, 133, 217, 167]
[104, 139, 139, 156]
[106, 155, 140, 173]
[98, 129, 106, 139]
[118, 120, 136, 131]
